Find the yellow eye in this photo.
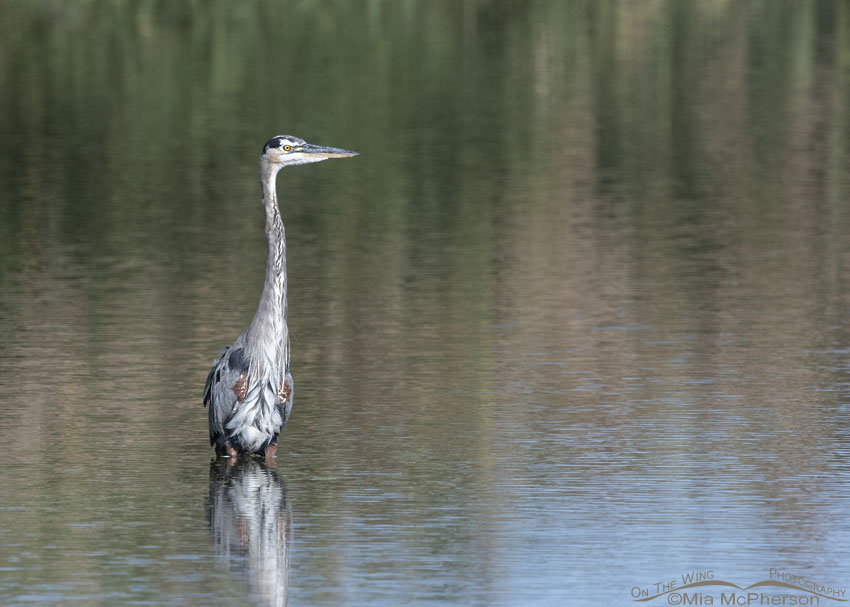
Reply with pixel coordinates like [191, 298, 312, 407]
[283, 145, 291, 151]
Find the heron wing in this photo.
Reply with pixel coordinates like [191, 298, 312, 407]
[203, 346, 250, 446]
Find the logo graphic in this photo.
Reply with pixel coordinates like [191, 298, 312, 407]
[631, 569, 846, 605]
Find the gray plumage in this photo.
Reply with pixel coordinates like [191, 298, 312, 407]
[203, 135, 357, 460]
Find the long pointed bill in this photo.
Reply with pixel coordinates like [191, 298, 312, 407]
[300, 143, 358, 159]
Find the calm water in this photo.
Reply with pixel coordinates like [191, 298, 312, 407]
[1, 1, 850, 605]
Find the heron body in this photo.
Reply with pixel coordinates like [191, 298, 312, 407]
[203, 135, 357, 460]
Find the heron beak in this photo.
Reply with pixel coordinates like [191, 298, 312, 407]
[300, 143, 358, 159]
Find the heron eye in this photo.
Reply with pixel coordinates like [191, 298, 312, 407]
[283, 145, 291, 151]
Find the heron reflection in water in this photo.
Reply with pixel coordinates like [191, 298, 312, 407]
[207, 459, 291, 606]
[203, 136, 357, 461]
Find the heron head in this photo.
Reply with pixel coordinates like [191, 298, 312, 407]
[262, 135, 357, 167]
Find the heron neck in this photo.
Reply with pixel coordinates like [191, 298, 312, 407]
[252, 162, 288, 345]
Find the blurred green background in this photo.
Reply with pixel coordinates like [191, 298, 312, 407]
[1, 1, 849, 606]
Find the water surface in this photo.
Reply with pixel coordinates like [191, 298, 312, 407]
[1, 1, 849, 605]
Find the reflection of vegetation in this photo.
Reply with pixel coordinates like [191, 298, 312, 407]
[0, 0, 849, 600]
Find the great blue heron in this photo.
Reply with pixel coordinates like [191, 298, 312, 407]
[203, 135, 357, 461]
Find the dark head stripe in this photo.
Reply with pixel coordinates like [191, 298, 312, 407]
[263, 135, 306, 154]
